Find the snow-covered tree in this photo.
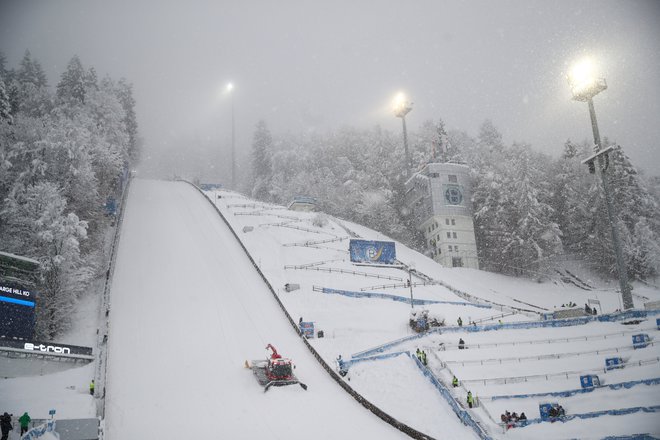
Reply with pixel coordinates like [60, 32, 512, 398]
[57, 55, 86, 104]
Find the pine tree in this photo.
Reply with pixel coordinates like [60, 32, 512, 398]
[57, 55, 86, 104]
[0, 78, 11, 123]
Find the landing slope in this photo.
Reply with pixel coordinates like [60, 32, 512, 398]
[104, 179, 406, 439]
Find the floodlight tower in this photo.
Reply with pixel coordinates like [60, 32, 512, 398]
[226, 82, 236, 189]
[567, 57, 633, 310]
[393, 93, 413, 177]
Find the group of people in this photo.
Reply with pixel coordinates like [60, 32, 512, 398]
[1, 411, 31, 439]
[500, 410, 527, 428]
[548, 404, 566, 418]
[415, 348, 428, 366]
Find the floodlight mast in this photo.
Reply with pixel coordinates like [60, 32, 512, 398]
[568, 62, 633, 310]
[393, 93, 413, 177]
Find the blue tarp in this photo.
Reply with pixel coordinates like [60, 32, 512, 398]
[491, 377, 660, 400]
[321, 287, 491, 308]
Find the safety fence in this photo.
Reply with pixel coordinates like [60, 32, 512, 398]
[191, 182, 436, 440]
[513, 405, 660, 429]
[351, 314, 659, 359]
[471, 312, 518, 326]
[436, 327, 657, 351]
[459, 356, 660, 386]
[444, 341, 658, 367]
[410, 354, 494, 439]
[489, 377, 660, 400]
[268, 223, 344, 238]
[602, 434, 659, 440]
[287, 267, 403, 281]
[283, 259, 344, 270]
[225, 203, 285, 210]
[396, 264, 540, 317]
[96, 175, 133, 419]
[316, 286, 492, 309]
[282, 236, 347, 247]
[360, 281, 438, 291]
[21, 420, 57, 440]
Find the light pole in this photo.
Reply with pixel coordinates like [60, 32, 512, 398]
[393, 92, 413, 177]
[225, 82, 236, 189]
[567, 58, 633, 310]
[408, 262, 415, 308]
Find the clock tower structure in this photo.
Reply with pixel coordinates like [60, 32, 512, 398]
[405, 162, 479, 269]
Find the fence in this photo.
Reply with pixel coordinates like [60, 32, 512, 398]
[283, 259, 344, 270]
[515, 405, 660, 428]
[316, 286, 492, 309]
[351, 314, 659, 359]
[287, 267, 403, 281]
[488, 377, 660, 400]
[96, 175, 133, 418]
[21, 420, 57, 440]
[458, 356, 660, 386]
[282, 236, 347, 247]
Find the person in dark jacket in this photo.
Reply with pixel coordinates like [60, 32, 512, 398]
[458, 338, 465, 349]
[19, 412, 31, 435]
[0, 412, 12, 440]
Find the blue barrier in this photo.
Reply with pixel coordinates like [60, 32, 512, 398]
[22, 420, 57, 440]
[352, 309, 660, 359]
[340, 350, 410, 370]
[602, 435, 659, 440]
[518, 405, 660, 427]
[321, 287, 492, 308]
[490, 377, 660, 401]
[408, 354, 493, 440]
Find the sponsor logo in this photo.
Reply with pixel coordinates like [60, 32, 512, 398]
[24, 342, 71, 355]
[0, 285, 31, 297]
[366, 246, 384, 261]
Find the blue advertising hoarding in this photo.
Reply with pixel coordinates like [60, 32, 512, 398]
[349, 239, 396, 265]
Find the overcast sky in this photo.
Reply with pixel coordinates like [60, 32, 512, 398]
[1, 0, 659, 176]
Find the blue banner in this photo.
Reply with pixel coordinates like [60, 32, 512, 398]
[349, 240, 396, 264]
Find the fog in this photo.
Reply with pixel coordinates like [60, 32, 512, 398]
[1, 0, 659, 178]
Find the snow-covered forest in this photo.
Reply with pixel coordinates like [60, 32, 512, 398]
[0, 50, 139, 339]
[242, 117, 660, 283]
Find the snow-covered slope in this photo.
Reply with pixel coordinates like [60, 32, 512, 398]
[206, 186, 660, 439]
[103, 179, 411, 439]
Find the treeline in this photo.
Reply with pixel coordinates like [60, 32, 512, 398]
[245, 119, 660, 283]
[0, 51, 139, 339]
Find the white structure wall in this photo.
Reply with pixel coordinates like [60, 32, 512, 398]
[405, 163, 479, 269]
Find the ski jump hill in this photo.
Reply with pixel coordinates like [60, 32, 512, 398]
[3, 178, 659, 440]
[91, 178, 660, 439]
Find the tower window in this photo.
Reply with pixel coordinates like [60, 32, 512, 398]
[453, 232, 457, 239]
[445, 218, 450, 225]
[448, 175, 458, 183]
[451, 219, 456, 225]
[446, 232, 451, 238]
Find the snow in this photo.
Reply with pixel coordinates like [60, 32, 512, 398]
[2, 179, 659, 439]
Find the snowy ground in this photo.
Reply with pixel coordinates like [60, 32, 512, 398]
[2, 179, 659, 439]
[208, 187, 660, 439]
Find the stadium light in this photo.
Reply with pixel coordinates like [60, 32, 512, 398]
[567, 58, 633, 310]
[392, 92, 413, 177]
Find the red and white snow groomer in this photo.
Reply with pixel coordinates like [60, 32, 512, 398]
[246, 344, 307, 392]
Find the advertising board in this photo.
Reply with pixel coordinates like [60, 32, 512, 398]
[349, 239, 396, 265]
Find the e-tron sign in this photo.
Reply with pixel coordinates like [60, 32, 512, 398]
[0, 338, 93, 356]
[349, 239, 397, 265]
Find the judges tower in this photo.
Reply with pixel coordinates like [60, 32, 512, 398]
[405, 163, 478, 269]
